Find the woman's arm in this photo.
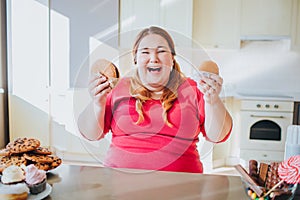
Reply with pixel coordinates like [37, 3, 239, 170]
[198, 74, 233, 142]
[204, 97, 233, 142]
[77, 74, 111, 140]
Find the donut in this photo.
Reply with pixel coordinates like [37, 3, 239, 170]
[198, 60, 219, 75]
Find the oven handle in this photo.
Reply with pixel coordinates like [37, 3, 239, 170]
[250, 114, 285, 119]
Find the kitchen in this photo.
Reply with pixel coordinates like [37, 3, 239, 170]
[1, 0, 300, 199]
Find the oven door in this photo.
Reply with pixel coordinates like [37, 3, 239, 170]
[240, 111, 293, 151]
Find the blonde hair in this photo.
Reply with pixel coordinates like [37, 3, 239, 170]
[130, 26, 185, 127]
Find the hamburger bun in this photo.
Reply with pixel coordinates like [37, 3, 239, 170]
[91, 59, 120, 88]
[198, 60, 219, 75]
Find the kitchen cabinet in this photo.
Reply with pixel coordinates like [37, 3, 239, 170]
[119, 0, 193, 48]
[240, 0, 293, 40]
[240, 149, 284, 163]
[192, 0, 240, 49]
[193, 0, 295, 49]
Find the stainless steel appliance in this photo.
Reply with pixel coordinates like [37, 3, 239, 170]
[237, 96, 294, 163]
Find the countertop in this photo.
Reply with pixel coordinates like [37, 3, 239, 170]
[220, 90, 300, 102]
[43, 164, 249, 200]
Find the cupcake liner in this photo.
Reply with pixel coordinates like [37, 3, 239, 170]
[27, 178, 46, 194]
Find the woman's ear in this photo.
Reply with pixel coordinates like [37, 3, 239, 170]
[134, 56, 137, 64]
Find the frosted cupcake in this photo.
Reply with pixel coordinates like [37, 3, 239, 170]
[0, 165, 29, 200]
[25, 164, 47, 194]
[1, 165, 25, 184]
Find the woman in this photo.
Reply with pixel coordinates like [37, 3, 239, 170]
[78, 26, 232, 173]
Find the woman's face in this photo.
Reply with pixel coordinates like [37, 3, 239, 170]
[136, 34, 174, 92]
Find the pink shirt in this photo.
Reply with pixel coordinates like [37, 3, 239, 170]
[101, 77, 226, 173]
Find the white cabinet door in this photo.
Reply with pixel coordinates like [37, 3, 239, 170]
[120, 0, 160, 49]
[120, 0, 193, 48]
[159, 0, 193, 38]
[192, 0, 240, 49]
[240, 0, 293, 40]
[7, 0, 50, 145]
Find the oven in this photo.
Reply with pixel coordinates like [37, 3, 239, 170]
[238, 97, 294, 163]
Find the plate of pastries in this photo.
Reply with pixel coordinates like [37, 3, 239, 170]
[0, 137, 62, 173]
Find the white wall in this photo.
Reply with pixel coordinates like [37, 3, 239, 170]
[207, 40, 300, 99]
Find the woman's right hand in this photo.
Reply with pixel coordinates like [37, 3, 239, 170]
[88, 73, 112, 106]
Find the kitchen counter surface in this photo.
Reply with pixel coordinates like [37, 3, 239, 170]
[220, 92, 300, 102]
[43, 164, 248, 200]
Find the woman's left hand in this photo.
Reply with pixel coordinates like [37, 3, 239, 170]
[198, 73, 223, 104]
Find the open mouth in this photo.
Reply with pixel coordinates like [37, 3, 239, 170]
[147, 66, 162, 72]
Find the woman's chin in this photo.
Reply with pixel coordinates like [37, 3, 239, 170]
[145, 83, 164, 91]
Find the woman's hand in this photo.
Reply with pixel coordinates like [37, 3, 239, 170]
[198, 73, 223, 104]
[198, 73, 232, 143]
[88, 73, 111, 106]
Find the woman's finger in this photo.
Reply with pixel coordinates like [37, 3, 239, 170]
[93, 81, 110, 97]
[202, 77, 222, 87]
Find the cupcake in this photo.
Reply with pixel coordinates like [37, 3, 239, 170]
[0, 165, 29, 200]
[1, 165, 25, 184]
[25, 164, 47, 194]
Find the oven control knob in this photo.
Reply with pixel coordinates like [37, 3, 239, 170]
[274, 104, 279, 109]
[256, 104, 261, 108]
[265, 104, 270, 108]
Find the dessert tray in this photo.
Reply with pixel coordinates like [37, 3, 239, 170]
[28, 183, 52, 200]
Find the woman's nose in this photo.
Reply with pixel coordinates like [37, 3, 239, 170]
[149, 53, 158, 63]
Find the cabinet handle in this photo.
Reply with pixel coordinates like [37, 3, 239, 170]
[250, 115, 284, 119]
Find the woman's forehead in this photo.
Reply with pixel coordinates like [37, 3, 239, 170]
[138, 34, 169, 49]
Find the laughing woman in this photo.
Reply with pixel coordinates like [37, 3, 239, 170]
[77, 26, 232, 173]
